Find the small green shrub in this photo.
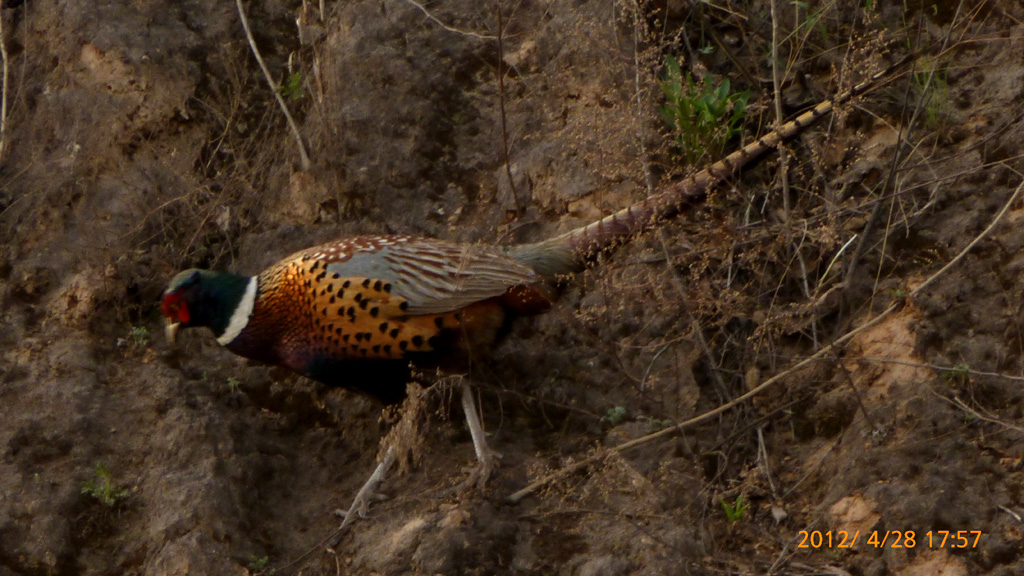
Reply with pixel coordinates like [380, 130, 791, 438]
[637, 415, 672, 431]
[82, 463, 129, 508]
[721, 494, 749, 522]
[600, 406, 628, 426]
[280, 72, 304, 101]
[659, 56, 749, 165]
[117, 325, 150, 348]
[914, 62, 949, 129]
[942, 363, 971, 386]
[247, 555, 270, 573]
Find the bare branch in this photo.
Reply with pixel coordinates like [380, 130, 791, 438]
[235, 0, 312, 170]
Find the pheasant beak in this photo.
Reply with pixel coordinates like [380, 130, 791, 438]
[165, 320, 180, 343]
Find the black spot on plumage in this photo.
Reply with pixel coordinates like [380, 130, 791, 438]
[379, 322, 389, 334]
[350, 343, 359, 351]
[372, 345, 380, 354]
[373, 280, 382, 292]
[434, 317, 445, 329]
[358, 299, 369, 310]
[330, 296, 336, 304]
[326, 284, 333, 293]
[355, 333, 364, 342]
[362, 279, 371, 288]
[335, 327, 343, 336]
[321, 308, 328, 317]
[342, 333, 350, 342]
[343, 280, 351, 289]
[427, 336, 441, 348]
[383, 344, 391, 354]
[411, 335, 424, 348]
[389, 328, 399, 338]
[359, 349, 368, 356]
[383, 283, 392, 293]
[332, 273, 340, 280]
[370, 307, 379, 318]
[353, 293, 362, 303]
[399, 301, 409, 312]
[316, 271, 327, 281]
[399, 340, 408, 351]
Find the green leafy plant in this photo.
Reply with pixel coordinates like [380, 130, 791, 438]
[118, 325, 150, 348]
[659, 56, 749, 165]
[247, 555, 270, 573]
[914, 62, 949, 129]
[721, 494, 749, 522]
[82, 463, 129, 508]
[637, 415, 672, 431]
[226, 376, 241, 394]
[280, 72, 304, 101]
[943, 363, 971, 386]
[601, 406, 628, 426]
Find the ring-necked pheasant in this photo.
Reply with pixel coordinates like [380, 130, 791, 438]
[162, 55, 909, 518]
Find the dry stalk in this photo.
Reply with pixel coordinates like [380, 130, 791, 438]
[495, 2, 521, 215]
[0, 6, 9, 160]
[508, 176, 1024, 504]
[235, 0, 312, 170]
[400, 0, 496, 40]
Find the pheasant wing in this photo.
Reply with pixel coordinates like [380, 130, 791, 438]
[297, 236, 541, 315]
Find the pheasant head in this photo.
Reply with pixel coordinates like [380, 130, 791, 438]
[161, 268, 257, 344]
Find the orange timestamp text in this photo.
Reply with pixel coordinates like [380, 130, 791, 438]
[797, 530, 983, 549]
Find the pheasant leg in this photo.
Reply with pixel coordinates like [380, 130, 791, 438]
[460, 381, 502, 487]
[336, 447, 395, 529]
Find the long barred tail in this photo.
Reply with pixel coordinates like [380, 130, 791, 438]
[506, 53, 914, 278]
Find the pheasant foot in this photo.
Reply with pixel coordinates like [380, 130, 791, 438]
[334, 447, 395, 530]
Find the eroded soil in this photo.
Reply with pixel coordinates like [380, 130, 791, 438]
[2, 1, 1024, 575]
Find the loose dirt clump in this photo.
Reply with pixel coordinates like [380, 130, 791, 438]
[2, 1, 1024, 575]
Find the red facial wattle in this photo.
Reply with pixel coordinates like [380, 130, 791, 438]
[161, 292, 190, 323]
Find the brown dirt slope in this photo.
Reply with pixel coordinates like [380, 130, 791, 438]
[1, 0, 1023, 575]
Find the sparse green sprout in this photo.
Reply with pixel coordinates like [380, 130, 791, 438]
[943, 363, 971, 386]
[280, 72, 304, 101]
[914, 60, 949, 129]
[226, 376, 241, 394]
[82, 463, 129, 508]
[118, 325, 150, 348]
[601, 406, 628, 426]
[890, 288, 907, 300]
[247, 555, 270, 573]
[721, 494, 749, 522]
[659, 56, 749, 165]
[638, 415, 672, 431]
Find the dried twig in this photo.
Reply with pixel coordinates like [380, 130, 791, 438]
[235, 0, 311, 170]
[0, 6, 9, 159]
[399, 0, 496, 40]
[495, 2, 521, 215]
[508, 177, 1024, 504]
